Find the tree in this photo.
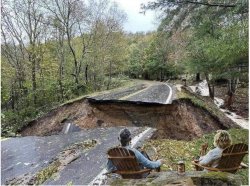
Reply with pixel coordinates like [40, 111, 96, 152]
[2, 0, 47, 105]
[43, 0, 86, 86]
[217, 23, 248, 108]
[142, 0, 248, 102]
[82, 0, 127, 90]
[127, 33, 152, 79]
[141, 0, 247, 11]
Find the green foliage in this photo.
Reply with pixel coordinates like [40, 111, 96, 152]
[142, 0, 248, 93]
[183, 3, 248, 82]
[1, 0, 131, 135]
[127, 32, 183, 80]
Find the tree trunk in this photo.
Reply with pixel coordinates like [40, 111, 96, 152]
[30, 52, 37, 105]
[196, 73, 201, 81]
[144, 72, 149, 80]
[229, 67, 240, 109]
[93, 74, 97, 91]
[85, 64, 89, 83]
[66, 29, 79, 85]
[205, 73, 214, 99]
[32, 64, 37, 105]
[226, 92, 234, 109]
[225, 78, 238, 109]
[58, 41, 65, 101]
[107, 61, 112, 90]
[10, 83, 15, 110]
[58, 79, 64, 102]
[160, 68, 163, 81]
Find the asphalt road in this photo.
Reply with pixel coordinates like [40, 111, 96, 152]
[1, 127, 155, 185]
[89, 81, 173, 104]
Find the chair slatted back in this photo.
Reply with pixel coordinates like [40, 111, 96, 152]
[217, 143, 248, 173]
[107, 147, 151, 179]
[108, 147, 140, 172]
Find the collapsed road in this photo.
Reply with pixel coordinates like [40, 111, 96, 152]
[19, 82, 235, 139]
[20, 82, 178, 137]
[1, 81, 239, 185]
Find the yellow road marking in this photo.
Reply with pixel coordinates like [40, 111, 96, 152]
[119, 85, 151, 100]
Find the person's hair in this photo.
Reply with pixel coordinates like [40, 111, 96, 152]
[119, 128, 131, 147]
[213, 130, 232, 149]
[120, 138, 130, 146]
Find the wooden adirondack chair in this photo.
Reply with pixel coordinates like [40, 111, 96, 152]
[107, 147, 152, 179]
[192, 143, 248, 173]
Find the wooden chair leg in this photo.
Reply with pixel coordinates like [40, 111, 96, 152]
[155, 167, 161, 172]
[194, 164, 203, 171]
[193, 160, 203, 171]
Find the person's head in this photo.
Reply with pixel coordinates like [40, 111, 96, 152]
[119, 128, 131, 147]
[213, 130, 232, 149]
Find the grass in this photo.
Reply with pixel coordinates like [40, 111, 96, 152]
[61, 79, 135, 105]
[177, 90, 224, 118]
[143, 128, 249, 185]
[35, 161, 61, 185]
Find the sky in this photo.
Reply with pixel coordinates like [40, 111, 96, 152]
[112, 0, 158, 33]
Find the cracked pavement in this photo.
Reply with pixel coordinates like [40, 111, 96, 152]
[2, 127, 155, 185]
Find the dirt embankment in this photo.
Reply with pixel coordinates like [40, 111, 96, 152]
[20, 97, 237, 140]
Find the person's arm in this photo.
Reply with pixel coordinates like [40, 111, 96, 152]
[106, 159, 117, 172]
[133, 149, 161, 169]
[198, 148, 221, 166]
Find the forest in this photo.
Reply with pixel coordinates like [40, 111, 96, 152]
[1, 0, 248, 136]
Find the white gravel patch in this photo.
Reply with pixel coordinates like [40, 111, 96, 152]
[175, 84, 183, 92]
[189, 86, 196, 92]
[189, 80, 209, 96]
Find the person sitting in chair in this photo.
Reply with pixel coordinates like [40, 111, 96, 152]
[107, 128, 164, 173]
[197, 130, 232, 168]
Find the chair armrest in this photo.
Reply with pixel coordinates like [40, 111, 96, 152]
[192, 161, 240, 172]
[191, 161, 218, 171]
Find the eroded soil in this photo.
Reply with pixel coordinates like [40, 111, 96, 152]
[20, 97, 237, 141]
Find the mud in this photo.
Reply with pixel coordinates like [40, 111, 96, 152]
[20, 97, 237, 140]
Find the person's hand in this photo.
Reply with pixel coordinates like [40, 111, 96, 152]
[192, 156, 200, 162]
[200, 143, 208, 156]
[158, 159, 165, 165]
